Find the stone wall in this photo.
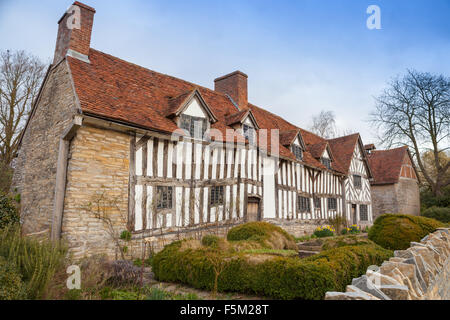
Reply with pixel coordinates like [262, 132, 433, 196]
[62, 125, 130, 260]
[371, 178, 420, 219]
[371, 184, 398, 220]
[12, 61, 78, 235]
[396, 177, 420, 216]
[265, 218, 328, 237]
[325, 228, 450, 300]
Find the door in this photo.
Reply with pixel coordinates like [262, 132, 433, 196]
[351, 204, 357, 225]
[247, 197, 260, 222]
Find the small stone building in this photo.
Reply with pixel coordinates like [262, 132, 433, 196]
[366, 146, 420, 219]
[13, 2, 375, 259]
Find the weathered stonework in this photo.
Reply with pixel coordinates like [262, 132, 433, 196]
[371, 177, 420, 219]
[62, 125, 130, 260]
[12, 61, 78, 236]
[325, 228, 450, 300]
[265, 218, 328, 237]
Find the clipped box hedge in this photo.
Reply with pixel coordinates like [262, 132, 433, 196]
[226, 221, 297, 250]
[152, 240, 392, 300]
[368, 213, 444, 250]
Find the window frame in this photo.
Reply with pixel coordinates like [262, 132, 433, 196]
[297, 196, 311, 213]
[156, 186, 173, 210]
[360, 204, 368, 221]
[180, 114, 208, 140]
[210, 186, 224, 206]
[292, 144, 303, 161]
[327, 197, 337, 211]
[353, 174, 362, 189]
[321, 157, 332, 170]
[242, 124, 256, 145]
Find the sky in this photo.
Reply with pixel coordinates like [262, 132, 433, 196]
[0, 0, 449, 145]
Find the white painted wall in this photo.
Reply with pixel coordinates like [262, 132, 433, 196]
[183, 97, 207, 118]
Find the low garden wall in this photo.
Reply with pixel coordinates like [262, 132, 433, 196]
[325, 227, 450, 300]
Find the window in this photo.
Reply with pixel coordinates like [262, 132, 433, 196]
[353, 175, 362, 189]
[156, 186, 173, 209]
[321, 158, 332, 170]
[297, 196, 311, 213]
[243, 124, 255, 145]
[313, 197, 321, 210]
[360, 205, 368, 221]
[328, 198, 337, 211]
[210, 186, 224, 206]
[180, 114, 207, 139]
[292, 145, 303, 160]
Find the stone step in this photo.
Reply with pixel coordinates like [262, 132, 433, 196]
[297, 244, 322, 251]
[298, 250, 320, 258]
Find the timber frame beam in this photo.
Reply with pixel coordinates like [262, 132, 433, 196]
[50, 115, 83, 241]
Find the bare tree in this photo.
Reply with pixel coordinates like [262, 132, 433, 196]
[371, 69, 450, 196]
[309, 110, 337, 138]
[0, 50, 46, 166]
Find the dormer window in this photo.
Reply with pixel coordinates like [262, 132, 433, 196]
[180, 114, 207, 139]
[243, 124, 256, 145]
[321, 158, 332, 170]
[292, 145, 303, 161]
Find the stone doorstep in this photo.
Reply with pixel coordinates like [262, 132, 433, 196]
[297, 244, 322, 251]
[298, 250, 320, 258]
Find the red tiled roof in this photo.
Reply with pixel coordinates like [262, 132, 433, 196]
[367, 146, 408, 185]
[328, 134, 360, 174]
[225, 109, 248, 126]
[279, 129, 300, 146]
[67, 48, 350, 173]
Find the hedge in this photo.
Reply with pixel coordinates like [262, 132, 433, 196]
[0, 256, 26, 300]
[0, 193, 19, 230]
[421, 206, 450, 224]
[227, 222, 297, 250]
[368, 214, 444, 250]
[152, 240, 392, 300]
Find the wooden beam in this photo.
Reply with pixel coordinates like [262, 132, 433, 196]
[51, 117, 83, 241]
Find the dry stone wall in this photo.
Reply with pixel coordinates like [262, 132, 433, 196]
[325, 228, 450, 300]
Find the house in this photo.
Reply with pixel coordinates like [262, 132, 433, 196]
[366, 145, 420, 218]
[12, 2, 374, 259]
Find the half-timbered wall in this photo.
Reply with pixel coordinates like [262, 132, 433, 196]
[274, 159, 343, 221]
[131, 134, 263, 232]
[344, 143, 373, 224]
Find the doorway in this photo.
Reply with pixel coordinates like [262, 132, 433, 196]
[351, 204, 357, 225]
[247, 197, 261, 222]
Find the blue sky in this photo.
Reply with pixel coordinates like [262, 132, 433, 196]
[1, 0, 449, 144]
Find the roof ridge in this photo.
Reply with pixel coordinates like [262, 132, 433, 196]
[370, 145, 408, 153]
[327, 132, 359, 142]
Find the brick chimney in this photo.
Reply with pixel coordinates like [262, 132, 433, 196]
[214, 71, 248, 110]
[53, 2, 96, 65]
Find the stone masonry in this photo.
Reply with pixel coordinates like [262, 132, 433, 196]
[325, 228, 450, 300]
[12, 61, 78, 236]
[62, 125, 130, 260]
[371, 177, 420, 219]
